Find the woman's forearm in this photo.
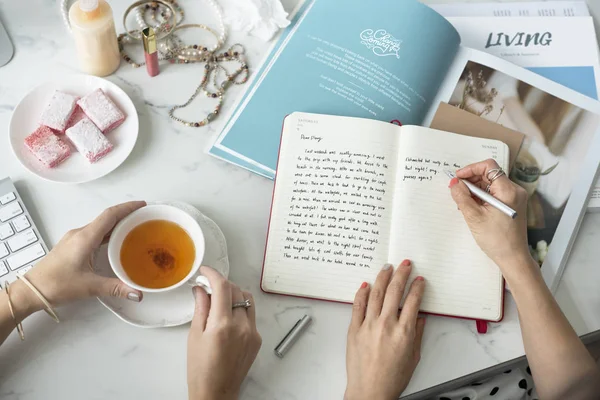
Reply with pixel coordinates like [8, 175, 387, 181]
[502, 255, 600, 400]
[0, 280, 42, 345]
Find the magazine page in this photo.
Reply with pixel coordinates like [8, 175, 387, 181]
[431, 1, 590, 17]
[209, 0, 461, 179]
[447, 16, 600, 99]
[427, 48, 600, 292]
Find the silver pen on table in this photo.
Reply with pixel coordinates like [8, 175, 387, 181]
[274, 315, 312, 358]
[444, 169, 517, 219]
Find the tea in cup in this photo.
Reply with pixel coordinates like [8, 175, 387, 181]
[108, 205, 206, 293]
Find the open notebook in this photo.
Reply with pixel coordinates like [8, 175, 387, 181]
[262, 112, 509, 322]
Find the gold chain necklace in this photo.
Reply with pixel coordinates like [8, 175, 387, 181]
[118, 0, 249, 128]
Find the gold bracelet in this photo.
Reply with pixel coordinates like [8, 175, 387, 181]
[4, 281, 25, 341]
[17, 276, 60, 324]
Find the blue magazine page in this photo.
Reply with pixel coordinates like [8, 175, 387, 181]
[210, 0, 461, 178]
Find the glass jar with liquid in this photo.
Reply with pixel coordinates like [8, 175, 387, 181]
[69, 0, 120, 76]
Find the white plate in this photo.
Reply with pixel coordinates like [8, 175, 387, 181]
[9, 75, 139, 184]
[92, 202, 230, 328]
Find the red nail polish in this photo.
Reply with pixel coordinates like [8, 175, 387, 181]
[448, 177, 459, 188]
[416, 276, 424, 281]
[401, 259, 411, 267]
[360, 282, 368, 289]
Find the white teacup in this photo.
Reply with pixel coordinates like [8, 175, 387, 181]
[107, 204, 208, 293]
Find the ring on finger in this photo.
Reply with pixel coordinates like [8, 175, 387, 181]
[486, 168, 505, 182]
[232, 299, 252, 309]
[485, 168, 506, 193]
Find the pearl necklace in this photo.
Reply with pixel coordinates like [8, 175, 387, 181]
[60, 0, 72, 32]
[118, 0, 249, 128]
[62, 0, 247, 129]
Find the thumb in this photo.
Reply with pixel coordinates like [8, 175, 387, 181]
[191, 286, 211, 332]
[449, 178, 481, 220]
[100, 277, 143, 302]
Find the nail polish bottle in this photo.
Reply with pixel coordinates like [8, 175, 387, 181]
[142, 27, 159, 77]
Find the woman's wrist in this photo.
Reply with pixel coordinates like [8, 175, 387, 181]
[495, 252, 541, 284]
[4, 279, 44, 323]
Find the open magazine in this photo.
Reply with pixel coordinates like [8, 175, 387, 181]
[445, 16, 600, 100]
[209, 0, 600, 291]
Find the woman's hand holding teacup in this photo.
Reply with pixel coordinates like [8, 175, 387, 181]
[17, 202, 146, 316]
[187, 266, 262, 400]
[448, 159, 534, 279]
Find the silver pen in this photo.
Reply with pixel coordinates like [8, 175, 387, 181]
[444, 169, 517, 219]
[274, 315, 312, 358]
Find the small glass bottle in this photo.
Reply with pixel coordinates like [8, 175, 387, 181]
[69, 0, 120, 76]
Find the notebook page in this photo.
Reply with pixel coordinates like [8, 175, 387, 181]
[389, 126, 509, 321]
[262, 113, 401, 302]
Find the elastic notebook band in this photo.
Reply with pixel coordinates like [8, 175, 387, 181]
[476, 320, 488, 334]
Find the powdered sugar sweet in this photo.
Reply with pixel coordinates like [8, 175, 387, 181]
[66, 118, 113, 163]
[24, 126, 71, 168]
[39, 90, 79, 133]
[65, 106, 87, 130]
[77, 89, 125, 133]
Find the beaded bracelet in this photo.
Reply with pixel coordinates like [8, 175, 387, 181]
[4, 281, 25, 341]
[17, 276, 60, 324]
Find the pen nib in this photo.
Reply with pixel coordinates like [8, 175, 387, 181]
[443, 169, 456, 179]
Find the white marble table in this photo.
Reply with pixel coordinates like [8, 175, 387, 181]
[0, 1, 599, 399]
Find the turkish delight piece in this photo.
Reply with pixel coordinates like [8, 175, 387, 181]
[24, 126, 71, 167]
[39, 90, 79, 133]
[66, 118, 113, 163]
[77, 89, 125, 133]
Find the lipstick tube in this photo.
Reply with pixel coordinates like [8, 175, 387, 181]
[142, 27, 159, 77]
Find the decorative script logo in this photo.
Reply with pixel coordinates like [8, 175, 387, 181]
[359, 29, 402, 58]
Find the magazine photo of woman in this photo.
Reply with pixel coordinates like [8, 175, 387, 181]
[449, 61, 600, 264]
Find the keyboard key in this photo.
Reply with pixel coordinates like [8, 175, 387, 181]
[0, 192, 16, 205]
[0, 261, 8, 277]
[0, 243, 8, 259]
[7, 229, 38, 252]
[6, 243, 45, 270]
[0, 223, 14, 240]
[0, 202, 23, 222]
[11, 215, 30, 232]
[17, 265, 33, 276]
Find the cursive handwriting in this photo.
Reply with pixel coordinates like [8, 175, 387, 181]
[360, 29, 402, 58]
[282, 148, 391, 268]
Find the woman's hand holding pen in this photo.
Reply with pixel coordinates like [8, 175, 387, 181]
[448, 159, 534, 278]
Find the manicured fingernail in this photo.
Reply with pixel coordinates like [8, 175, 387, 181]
[401, 259, 411, 267]
[448, 177, 459, 188]
[127, 292, 141, 302]
[382, 263, 393, 271]
[416, 276, 425, 281]
[360, 282, 368, 289]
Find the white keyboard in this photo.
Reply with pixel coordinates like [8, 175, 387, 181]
[0, 177, 49, 288]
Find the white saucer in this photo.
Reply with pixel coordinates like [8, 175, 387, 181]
[92, 202, 230, 328]
[9, 74, 139, 184]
